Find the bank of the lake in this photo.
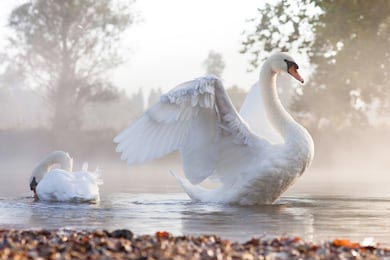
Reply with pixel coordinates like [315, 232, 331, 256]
[0, 229, 389, 260]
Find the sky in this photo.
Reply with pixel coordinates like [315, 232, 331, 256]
[0, 0, 264, 95]
[113, 0, 263, 95]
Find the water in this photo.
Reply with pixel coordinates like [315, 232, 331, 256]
[1, 158, 390, 246]
[1, 192, 390, 246]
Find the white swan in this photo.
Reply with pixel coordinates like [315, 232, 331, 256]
[29, 151, 102, 202]
[114, 53, 314, 205]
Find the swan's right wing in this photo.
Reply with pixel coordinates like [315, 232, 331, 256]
[114, 75, 260, 184]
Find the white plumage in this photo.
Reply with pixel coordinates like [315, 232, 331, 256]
[30, 151, 102, 202]
[115, 53, 314, 205]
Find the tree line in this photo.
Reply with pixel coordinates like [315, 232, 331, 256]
[1, 0, 135, 131]
[1, 0, 387, 132]
[241, 0, 389, 129]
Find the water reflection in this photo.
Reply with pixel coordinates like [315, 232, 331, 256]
[180, 199, 314, 241]
[0, 193, 389, 246]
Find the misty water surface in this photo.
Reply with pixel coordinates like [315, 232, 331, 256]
[1, 157, 390, 246]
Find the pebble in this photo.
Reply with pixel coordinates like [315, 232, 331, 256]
[0, 229, 389, 260]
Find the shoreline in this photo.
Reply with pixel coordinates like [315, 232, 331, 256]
[0, 229, 389, 259]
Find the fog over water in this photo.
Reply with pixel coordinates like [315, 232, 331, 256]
[1, 128, 389, 198]
[0, 0, 389, 246]
[0, 105, 389, 245]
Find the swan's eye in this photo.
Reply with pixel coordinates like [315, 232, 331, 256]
[284, 59, 299, 70]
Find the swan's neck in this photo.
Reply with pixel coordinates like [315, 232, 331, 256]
[259, 63, 297, 138]
[31, 151, 73, 182]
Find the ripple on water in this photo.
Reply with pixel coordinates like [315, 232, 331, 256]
[0, 193, 389, 245]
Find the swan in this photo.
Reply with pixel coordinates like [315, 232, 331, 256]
[29, 151, 102, 202]
[114, 53, 314, 205]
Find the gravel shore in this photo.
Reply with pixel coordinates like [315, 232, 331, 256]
[0, 229, 389, 260]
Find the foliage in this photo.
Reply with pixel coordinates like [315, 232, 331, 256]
[226, 86, 247, 110]
[6, 0, 136, 130]
[203, 50, 226, 77]
[147, 88, 162, 108]
[241, 0, 390, 128]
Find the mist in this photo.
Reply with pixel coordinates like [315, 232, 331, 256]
[0, 0, 389, 200]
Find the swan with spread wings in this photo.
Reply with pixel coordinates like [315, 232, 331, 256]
[114, 53, 314, 205]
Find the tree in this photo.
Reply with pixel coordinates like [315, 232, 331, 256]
[6, 0, 136, 130]
[241, 0, 390, 128]
[226, 86, 247, 111]
[203, 50, 226, 77]
[83, 88, 144, 130]
[147, 88, 162, 108]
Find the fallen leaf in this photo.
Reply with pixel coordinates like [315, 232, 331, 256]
[332, 239, 360, 248]
[156, 231, 169, 238]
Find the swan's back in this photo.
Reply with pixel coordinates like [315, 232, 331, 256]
[36, 168, 101, 202]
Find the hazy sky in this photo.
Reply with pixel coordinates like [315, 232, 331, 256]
[0, 1, 269, 95]
[113, 0, 262, 95]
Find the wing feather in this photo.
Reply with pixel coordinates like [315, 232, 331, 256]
[114, 75, 261, 184]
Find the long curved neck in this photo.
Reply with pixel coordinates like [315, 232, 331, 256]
[259, 62, 297, 138]
[31, 151, 73, 181]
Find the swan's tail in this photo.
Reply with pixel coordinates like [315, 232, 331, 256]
[81, 162, 103, 186]
[170, 171, 212, 202]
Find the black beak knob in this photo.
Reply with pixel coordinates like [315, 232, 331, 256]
[30, 177, 37, 192]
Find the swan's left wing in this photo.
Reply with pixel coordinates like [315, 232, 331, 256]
[114, 75, 261, 184]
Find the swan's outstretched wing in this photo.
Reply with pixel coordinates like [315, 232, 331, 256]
[114, 75, 260, 184]
[239, 82, 283, 144]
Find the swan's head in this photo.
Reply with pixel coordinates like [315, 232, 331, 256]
[29, 151, 73, 195]
[29, 165, 45, 195]
[267, 53, 304, 84]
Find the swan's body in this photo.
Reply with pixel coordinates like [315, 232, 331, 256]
[115, 53, 314, 205]
[29, 151, 102, 202]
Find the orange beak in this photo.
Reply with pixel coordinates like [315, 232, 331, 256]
[288, 66, 304, 84]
